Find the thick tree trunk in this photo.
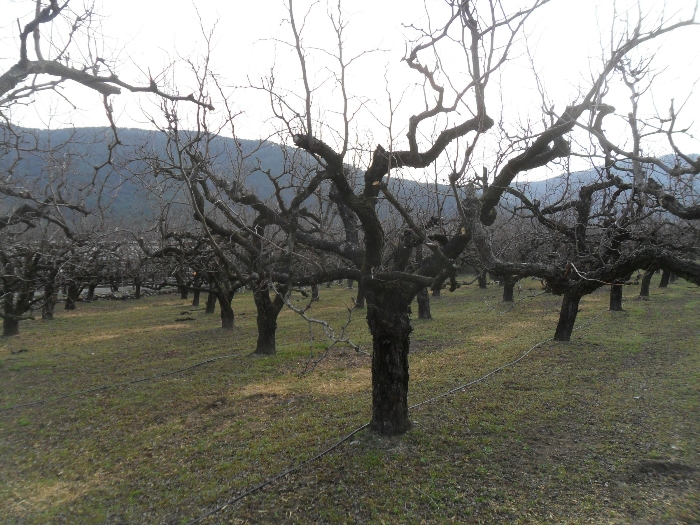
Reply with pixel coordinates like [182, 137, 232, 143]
[192, 289, 201, 307]
[367, 285, 413, 436]
[659, 269, 670, 288]
[554, 294, 582, 342]
[502, 276, 515, 302]
[477, 272, 488, 289]
[65, 282, 80, 310]
[218, 292, 235, 329]
[86, 282, 97, 301]
[135, 282, 142, 299]
[609, 282, 624, 311]
[3, 316, 19, 337]
[178, 285, 189, 300]
[639, 269, 655, 299]
[42, 283, 56, 320]
[205, 293, 216, 314]
[253, 285, 285, 355]
[417, 287, 431, 319]
[311, 284, 319, 301]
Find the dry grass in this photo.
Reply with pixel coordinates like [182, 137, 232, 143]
[0, 277, 698, 524]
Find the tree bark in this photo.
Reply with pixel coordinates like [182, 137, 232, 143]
[205, 292, 216, 314]
[86, 282, 97, 301]
[218, 292, 235, 329]
[65, 282, 80, 310]
[659, 269, 670, 288]
[431, 283, 441, 297]
[253, 284, 285, 355]
[417, 287, 431, 319]
[477, 272, 488, 289]
[367, 284, 413, 436]
[554, 294, 582, 341]
[609, 282, 623, 311]
[639, 269, 654, 298]
[3, 316, 19, 337]
[42, 283, 56, 320]
[192, 289, 200, 307]
[311, 284, 319, 301]
[502, 276, 515, 302]
[178, 285, 189, 300]
[354, 281, 366, 309]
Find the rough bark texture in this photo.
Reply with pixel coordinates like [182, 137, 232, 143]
[659, 269, 670, 288]
[502, 276, 515, 302]
[218, 293, 235, 330]
[205, 293, 216, 314]
[639, 269, 654, 298]
[477, 272, 488, 289]
[178, 285, 189, 300]
[417, 287, 431, 319]
[554, 294, 582, 342]
[311, 284, 319, 301]
[253, 285, 285, 355]
[86, 283, 97, 301]
[42, 283, 56, 320]
[3, 316, 19, 337]
[65, 282, 79, 310]
[354, 283, 366, 309]
[134, 282, 142, 300]
[192, 289, 200, 307]
[367, 284, 413, 436]
[609, 282, 624, 311]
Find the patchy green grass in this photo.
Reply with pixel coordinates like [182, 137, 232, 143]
[1, 277, 698, 524]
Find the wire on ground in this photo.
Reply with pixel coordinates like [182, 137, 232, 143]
[0, 352, 243, 413]
[186, 308, 608, 524]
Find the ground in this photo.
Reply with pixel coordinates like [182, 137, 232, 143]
[0, 276, 698, 524]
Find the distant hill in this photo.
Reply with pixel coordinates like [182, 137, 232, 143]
[3, 126, 696, 225]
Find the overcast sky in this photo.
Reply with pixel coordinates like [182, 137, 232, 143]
[3, 0, 699, 179]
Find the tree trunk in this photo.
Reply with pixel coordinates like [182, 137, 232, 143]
[205, 292, 216, 314]
[639, 269, 654, 299]
[3, 316, 19, 337]
[502, 276, 515, 302]
[179, 285, 189, 300]
[354, 281, 366, 309]
[417, 287, 431, 319]
[135, 282, 142, 299]
[42, 283, 56, 320]
[192, 289, 201, 307]
[431, 283, 441, 297]
[477, 272, 488, 289]
[86, 282, 97, 301]
[65, 282, 80, 310]
[311, 284, 319, 301]
[609, 282, 623, 311]
[367, 284, 413, 436]
[253, 284, 285, 355]
[659, 269, 670, 288]
[218, 292, 235, 329]
[554, 294, 582, 342]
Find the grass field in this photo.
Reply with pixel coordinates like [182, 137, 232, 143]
[1, 276, 698, 524]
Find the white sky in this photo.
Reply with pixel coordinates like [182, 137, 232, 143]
[2, 0, 699, 181]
